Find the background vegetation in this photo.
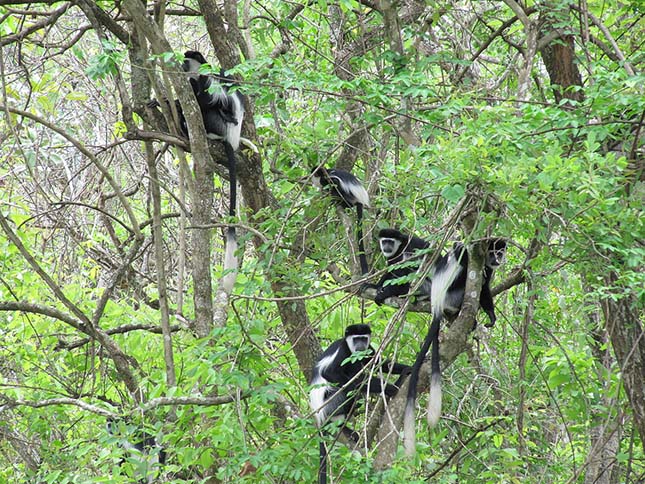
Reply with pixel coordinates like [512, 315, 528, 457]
[0, 1, 643, 482]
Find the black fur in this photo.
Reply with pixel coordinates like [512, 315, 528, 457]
[364, 228, 432, 304]
[404, 238, 506, 455]
[106, 419, 166, 483]
[312, 167, 371, 275]
[147, 51, 245, 291]
[182, 51, 245, 291]
[310, 324, 410, 483]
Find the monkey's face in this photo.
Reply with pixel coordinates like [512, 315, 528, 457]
[182, 57, 202, 76]
[347, 334, 370, 353]
[487, 240, 507, 268]
[311, 173, 323, 188]
[379, 237, 402, 259]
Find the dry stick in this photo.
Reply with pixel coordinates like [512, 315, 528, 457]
[570, 4, 635, 77]
[57, 323, 182, 351]
[516, 279, 534, 454]
[457, 6, 537, 85]
[0, 213, 90, 326]
[0, 104, 141, 240]
[2, 398, 115, 417]
[0, 2, 71, 47]
[145, 141, 177, 388]
[425, 417, 506, 481]
[176, 152, 188, 315]
[144, 47, 193, 316]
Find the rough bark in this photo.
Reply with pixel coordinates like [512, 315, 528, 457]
[601, 272, 645, 451]
[538, 3, 584, 104]
[585, 303, 621, 484]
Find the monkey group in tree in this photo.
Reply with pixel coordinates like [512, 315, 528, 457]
[309, 168, 507, 461]
[146, 47, 508, 475]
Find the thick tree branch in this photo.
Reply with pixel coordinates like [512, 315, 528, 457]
[0, 301, 84, 331]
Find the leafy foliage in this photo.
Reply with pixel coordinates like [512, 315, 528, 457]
[0, 1, 643, 483]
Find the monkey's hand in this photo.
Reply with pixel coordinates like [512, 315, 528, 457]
[484, 311, 496, 328]
[360, 283, 385, 305]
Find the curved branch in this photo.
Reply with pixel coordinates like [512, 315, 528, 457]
[0, 301, 85, 331]
[571, 4, 635, 76]
[0, 3, 71, 47]
[0, 397, 115, 418]
[56, 323, 182, 351]
[51, 202, 133, 234]
[139, 394, 244, 412]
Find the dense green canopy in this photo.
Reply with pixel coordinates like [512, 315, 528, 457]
[0, 1, 643, 482]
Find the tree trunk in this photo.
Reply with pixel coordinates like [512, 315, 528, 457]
[539, 2, 584, 104]
[585, 300, 622, 484]
[601, 272, 645, 451]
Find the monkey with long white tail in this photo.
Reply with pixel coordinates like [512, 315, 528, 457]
[403, 238, 506, 456]
[310, 324, 411, 484]
[181, 51, 246, 291]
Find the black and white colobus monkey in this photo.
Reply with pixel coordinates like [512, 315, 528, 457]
[106, 419, 167, 483]
[312, 167, 371, 275]
[364, 228, 432, 304]
[148, 51, 247, 289]
[181, 50, 245, 291]
[309, 324, 411, 484]
[403, 238, 507, 456]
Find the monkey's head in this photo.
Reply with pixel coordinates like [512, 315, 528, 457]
[183, 50, 207, 74]
[378, 228, 406, 259]
[486, 238, 507, 268]
[345, 324, 371, 353]
[311, 166, 330, 188]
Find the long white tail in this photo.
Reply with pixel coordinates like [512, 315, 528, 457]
[222, 227, 238, 292]
[427, 370, 442, 428]
[404, 313, 440, 456]
[222, 142, 238, 293]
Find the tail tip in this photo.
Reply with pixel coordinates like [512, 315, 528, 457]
[427, 376, 442, 428]
[403, 399, 416, 457]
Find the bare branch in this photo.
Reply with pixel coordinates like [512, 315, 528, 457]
[1, 397, 115, 418]
[0, 301, 85, 331]
[139, 394, 244, 412]
[56, 323, 183, 351]
[0, 3, 72, 47]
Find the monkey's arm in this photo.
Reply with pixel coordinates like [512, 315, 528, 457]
[363, 272, 410, 305]
[479, 276, 496, 327]
[360, 377, 399, 397]
[382, 360, 413, 375]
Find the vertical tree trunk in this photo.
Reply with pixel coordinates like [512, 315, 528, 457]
[601, 272, 645, 451]
[539, 2, 584, 104]
[585, 300, 621, 484]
